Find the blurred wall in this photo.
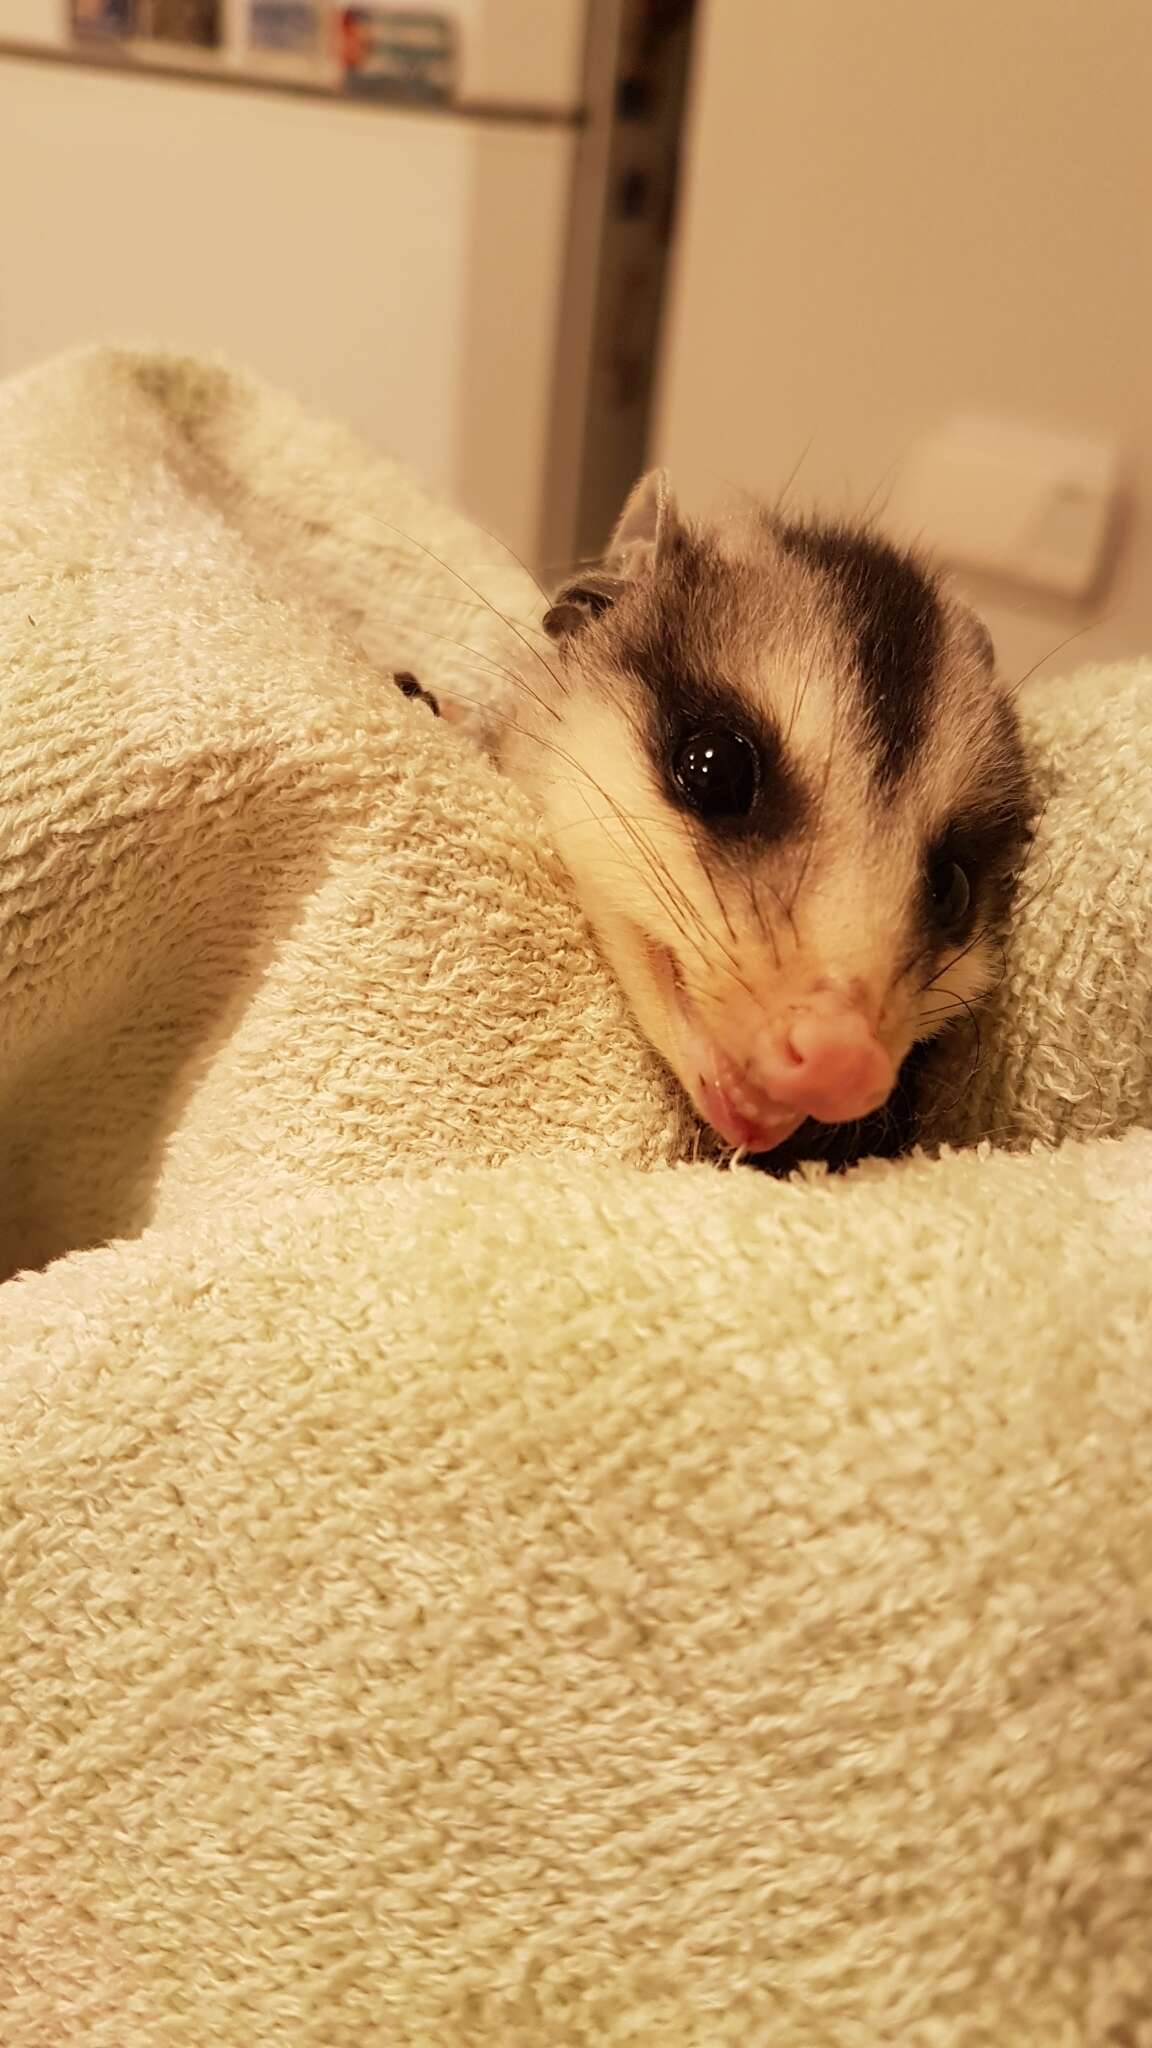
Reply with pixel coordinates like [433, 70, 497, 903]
[654, 0, 1152, 683]
[0, 40, 581, 563]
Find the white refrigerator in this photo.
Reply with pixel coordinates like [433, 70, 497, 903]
[0, 0, 694, 571]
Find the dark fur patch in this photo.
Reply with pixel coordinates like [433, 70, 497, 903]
[615, 533, 809, 849]
[924, 696, 1033, 936]
[921, 799, 1031, 955]
[776, 521, 942, 785]
[542, 578, 622, 639]
[651, 685, 808, 848]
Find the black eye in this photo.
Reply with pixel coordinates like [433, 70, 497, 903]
[672, 727, 759, 820]
[929, 856, 972, 932]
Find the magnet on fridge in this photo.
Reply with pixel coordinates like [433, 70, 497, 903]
[69, 0, 134, 38]
[136, 0, 221, 45]
[248, 0, 322, 56]
[337, 8, 456, 103]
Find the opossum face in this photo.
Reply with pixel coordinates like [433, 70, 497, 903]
[512, 473, 1032, 1155]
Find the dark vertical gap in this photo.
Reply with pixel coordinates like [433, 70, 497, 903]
[538, 0, 699, 580]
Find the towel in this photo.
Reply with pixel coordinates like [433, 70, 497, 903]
[1, 347, 1149, 2047]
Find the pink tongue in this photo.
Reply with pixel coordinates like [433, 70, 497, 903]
[698, 1075, 803, 1154]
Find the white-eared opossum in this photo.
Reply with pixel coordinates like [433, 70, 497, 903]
[403, 470, 1032, 1166]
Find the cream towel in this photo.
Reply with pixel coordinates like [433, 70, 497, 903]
[920, 661, 1152, 1151]
[1, 348, 1150, 2046]
[0, 346, 689, 1276]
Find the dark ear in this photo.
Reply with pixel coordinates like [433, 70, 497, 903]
[542, 570, 629, 641]
[543, 468, 678, 641]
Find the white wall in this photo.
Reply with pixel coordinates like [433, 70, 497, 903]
[0, 53, 575, 560]
[654, 0, 1152, 683]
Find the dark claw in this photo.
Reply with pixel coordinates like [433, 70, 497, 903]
[393, 671, 440, 717]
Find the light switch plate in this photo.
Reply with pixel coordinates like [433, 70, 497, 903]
[885, 414, 1120, 600]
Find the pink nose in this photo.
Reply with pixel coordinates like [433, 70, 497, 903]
[758, 1008, 896, 1123]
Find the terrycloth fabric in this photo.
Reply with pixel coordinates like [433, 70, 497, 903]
[4, 1138, 1152, 2048]
[920, 658, 1152, 1152]
[1, 348, 1150, 2047]
[0, 346, 688, 1277]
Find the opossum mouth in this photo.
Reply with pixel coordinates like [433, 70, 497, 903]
[651, 943, 805, 1154]
[694, 1061, 805, 1155]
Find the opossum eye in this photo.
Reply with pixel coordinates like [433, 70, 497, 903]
[928, 856, 972, 933]
[672, 727, 759, 820]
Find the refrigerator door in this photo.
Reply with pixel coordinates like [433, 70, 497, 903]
[0, 45, 580, 560]
[0, 3, 694, 570]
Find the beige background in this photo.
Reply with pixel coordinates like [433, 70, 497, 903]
[655, 0, 1152, 684]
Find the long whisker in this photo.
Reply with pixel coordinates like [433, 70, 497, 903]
[392, 592, 556, 642]
[605, 797, 762, 999]
[585, 797, 719, 970]
[494, 702, 726, 973]
[924, 989, 1110, 1148]
[432, 680, 720, 968]
[690, 823, 739, 948]
[919, 989, 986, 1117]
[443, 672, 764, 995]
[770, 441, 814, 521]
[1005, 621, 1100, 696]
[441, 512, 556, 612]
[546, 809, 787, 988]
[1008, 805, 1059, 919]
[576, 770, 744, 978]
[919, 921, 997, 995]
[765, 876, 799, 947]
[744, 868, 781, 972]
[783, 636, 821, 750]
[573, 752, 761, 996]
[360, 512, 570, 698]
[856, 459, 901, 527]
[398, 618, 560, 724]
[787, 658, 841, 916]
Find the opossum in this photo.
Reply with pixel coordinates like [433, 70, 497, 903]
[495, 470, 1031, 1163]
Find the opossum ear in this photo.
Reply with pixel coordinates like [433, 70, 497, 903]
[543, 469, 678, 640]
[542, 570, 626, 640]
[607, 467, 677, 579]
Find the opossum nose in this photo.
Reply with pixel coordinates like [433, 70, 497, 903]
[757, 1008, 896, 1123]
